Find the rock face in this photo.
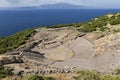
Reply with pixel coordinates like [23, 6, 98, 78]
[1, 27, 120, 75]
[0, 55, 23, 65]
[94, 33, 120, 52]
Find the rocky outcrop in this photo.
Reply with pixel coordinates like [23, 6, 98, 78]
[94, 33, 120, 52]
[0, 55, 23, 65]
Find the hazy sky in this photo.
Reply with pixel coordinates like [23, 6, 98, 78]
[0, 0, 120, 8]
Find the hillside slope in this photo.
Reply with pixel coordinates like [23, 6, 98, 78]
[0, 13, 120, 80]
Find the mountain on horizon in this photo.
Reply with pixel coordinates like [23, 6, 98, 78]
[37, 3, 86, 9]
[0, 3, 89, 10]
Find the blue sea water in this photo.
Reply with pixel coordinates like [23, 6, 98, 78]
[0, 9, 120, 36]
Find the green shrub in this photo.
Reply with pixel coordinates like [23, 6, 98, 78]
[113, 29, 120, 33]
[100, 27, 110, 32]
[100, 75, 115, 80]
[42, 76, 55, 80]
[109, 19, 120, 25]
[79, 15, 108, 32]
[27, 75, 43, 80]
[0, 65, 13, 78]
[80, 25, 96, 32]
[27, 75, 54, 80]
[0, 28, 35, 54]
[47, 24, 73, 28]
[114, 69, 120, 75]
[75, 70, 100, 80]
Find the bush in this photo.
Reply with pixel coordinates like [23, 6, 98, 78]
[42, 76, 55, 80]
[79, 15, 108, 32]
[27, 75, 54, 80]
[0, 65, 13, 78]
[47, 24, 73, 28]
[114, 69, 120, 75]
[0, 28, 35, 54]
[100, 75, 115, 80]
[80, 25, 96, 32]
[113, 29, 120, 33]
[109, 19, 120, 25]
[27, 75, 43, 80]
[100, 27, 110, 32]
[75, 70, 100, 80]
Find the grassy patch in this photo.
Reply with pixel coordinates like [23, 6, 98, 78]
[75, 70, 101, 80]
[47, 24, 73, 28]
[74, 70, 120, 80]
[0, 65, 13, 78]
[0, 28, 35, 54]
[26, 75, 55, 80]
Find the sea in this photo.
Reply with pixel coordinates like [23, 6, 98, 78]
[0, 9, 120, 36]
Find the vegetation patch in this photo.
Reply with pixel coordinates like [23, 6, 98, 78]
[47, 24, 73, 28]
[0, 65, 13, 78]
[47, 13, 120, 33]
[74, 70, 120, 80]
[75, 70, 101, 80]
[26, 75, 55, 80]
[0, 28, 35, 54]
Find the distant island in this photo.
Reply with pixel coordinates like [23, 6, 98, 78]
[37, 3, 87, 9]
[0, 3, 89, 10]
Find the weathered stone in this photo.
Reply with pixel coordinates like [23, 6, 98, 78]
[13, 70, 24, 76]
